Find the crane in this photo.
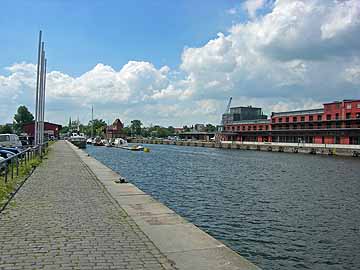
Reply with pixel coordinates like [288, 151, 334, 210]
[225, 97, 232, 115]
[220, 97, 232, 126]
[215, 97, 232, 142]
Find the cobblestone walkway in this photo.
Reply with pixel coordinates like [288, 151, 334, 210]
[0, 141, 174, 270]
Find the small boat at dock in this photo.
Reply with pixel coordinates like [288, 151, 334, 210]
[121, 145, 144, 151]
[113, 138, 128, 148]
[112, 138, 149, 152]
[69, 133, 87, 149]
[94, 137, 104, 146]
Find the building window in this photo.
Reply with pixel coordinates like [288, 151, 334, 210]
[309, 115, 313, 121]
[318, 115, 322, 121]
[326, 114, 331, 120]
[346, 104, 352, 109]
[265, 125, 269, 130]
[356, 113, 360, 119]
[293, 117, 297, 122]
[247, 126, 251, 131]
[301, 116, 305, 122]
[357, 104, 360, 109]
[346, 113, 351, 119]
[259, 126, 263, 131]
[253, 126, 257, 131]
[279, 118, 283, 123]
[272, 118, 275, 123]
[327, 123, 331, 129]
[336, 103, 340, 109]
[242, 126, 245, 130]
[286, 117, 289, 122]
[335, 113, 339, 120]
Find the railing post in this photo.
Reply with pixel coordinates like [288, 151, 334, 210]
[16, 156, 19, 176]
[11, 159, 14, 179]
[5, 164, 8, 183]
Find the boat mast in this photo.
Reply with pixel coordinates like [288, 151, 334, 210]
[91, 105, 94, 138]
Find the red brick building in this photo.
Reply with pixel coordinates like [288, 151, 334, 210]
[105, 119, 124, 139]
[220, 99, 360, 145]
[23, 122, 62, 139]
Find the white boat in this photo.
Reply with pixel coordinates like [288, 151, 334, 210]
[70, 133, 87, 148]
[86, 138, 93, 144]
[113, 138, 128, 148]
[93, 137, 104, 146]
[101, 139, 108, 146]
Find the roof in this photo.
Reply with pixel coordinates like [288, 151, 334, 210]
[179, 132, 216, 135]
[323, 99, 360, 105]
[226, 119, 270, 125]
[272, 108, 324, 117]
[23, 121, 62, 127]
[230, 106, 262, 110]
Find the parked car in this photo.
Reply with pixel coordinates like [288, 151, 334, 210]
[0, 156, 6, 171]
[0, 149, 15, 159]
[19, 135, 31, 146]
[0, 134, 22, 148]
[0, 149, 16, 166]
[0, 147, 22, 155]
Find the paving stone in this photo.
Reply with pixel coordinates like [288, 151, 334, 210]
[0, 141, 174, 270]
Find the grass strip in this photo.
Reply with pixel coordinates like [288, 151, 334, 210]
[0, 146, 50, 211]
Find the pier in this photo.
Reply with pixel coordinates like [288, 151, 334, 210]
[0, 141, 259, 270]
[130, 139, 360, 157]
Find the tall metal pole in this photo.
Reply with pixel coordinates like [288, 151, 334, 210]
[91, 105, 94, 138]
[38, 44, 45, 145]
[42, 58, 47, 143]
[34, 31, 42, 146]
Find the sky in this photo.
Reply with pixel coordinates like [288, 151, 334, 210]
[1, 0, 360, 127]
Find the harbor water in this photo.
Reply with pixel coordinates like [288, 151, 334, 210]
[85, 144, 360, 270]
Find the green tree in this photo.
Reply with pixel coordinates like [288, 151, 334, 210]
[167, 126, 175, 135]
[130, 120, 142, 136]
[122, 127, 131, 137]
[204, 124, 217, 132]
[183, 125, 191, 132]
[0, 124, 13, 134]
[13, 105, 34, 134]
[60, 126, 69, 135]
[88, 119, 107, 136]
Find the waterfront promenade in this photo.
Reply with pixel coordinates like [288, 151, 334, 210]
[0, 141, 259, 270]
[0, 141, 175, 270]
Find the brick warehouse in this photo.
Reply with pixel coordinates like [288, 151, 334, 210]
[23, 121, 62, 139]
[220, 99, 360, 145]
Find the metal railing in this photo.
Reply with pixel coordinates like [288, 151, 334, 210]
[0, 142, 48, 183]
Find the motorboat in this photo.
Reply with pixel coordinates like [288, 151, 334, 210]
[69, 133, 87, 149]
[94, 137, 104, 146]
[86, 138, 93, 144]
[113, 138, 128, 148]
[105, 138, 115, 147]
[101, 139, 108, 146]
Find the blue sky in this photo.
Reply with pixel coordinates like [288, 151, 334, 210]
[1, 0, 247, 76]
[1, 0, 359, 126]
